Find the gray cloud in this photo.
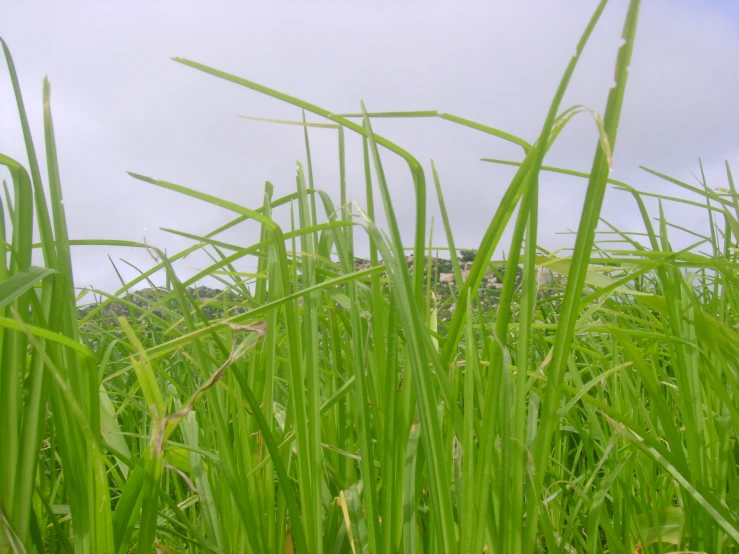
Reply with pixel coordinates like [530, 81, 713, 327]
[2, 0, 738, 295]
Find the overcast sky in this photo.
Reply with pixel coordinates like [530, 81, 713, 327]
[2, 0, 738, 297]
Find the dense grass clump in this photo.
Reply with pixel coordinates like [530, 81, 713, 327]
[2, 1, 739, 552]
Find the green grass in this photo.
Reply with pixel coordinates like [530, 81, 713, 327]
[2, 1, 739, 552]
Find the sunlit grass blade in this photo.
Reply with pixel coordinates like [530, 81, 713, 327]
[528, 1, 641, 547]
[170, 56, 429, 307]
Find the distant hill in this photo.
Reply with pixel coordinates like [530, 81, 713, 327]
[77, 252, 549, 329]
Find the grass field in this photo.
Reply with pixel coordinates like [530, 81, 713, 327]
[2, 0, 739, 552]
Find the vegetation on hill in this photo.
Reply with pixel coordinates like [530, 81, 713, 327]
[76, 253, 529, 332]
